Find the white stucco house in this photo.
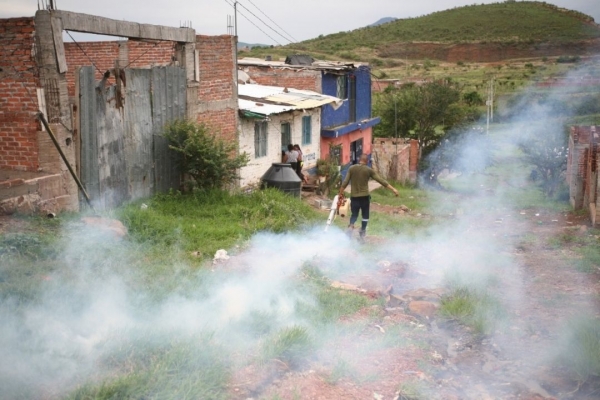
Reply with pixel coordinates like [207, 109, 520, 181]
[237, 84, 341, 188]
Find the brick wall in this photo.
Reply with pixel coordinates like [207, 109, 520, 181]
[64, 40, 174, 97]
[371, 139, 421, 184]
[197, 109, 238, 144]
[567, 126, 595, 209]
[0, 17, 40, 171]
[409, 139, 419, 182]
[566, 125, 600, 225]
[195, 35, 238, 144]
[64, 41, 119, 96]
[241, 65, 321, 93]
[127, 40, 174, 68]
[197, 35, 236, 101]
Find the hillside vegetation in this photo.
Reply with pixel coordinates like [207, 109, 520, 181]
[302, 2, 599, 49]
[245, 2, 600, 62]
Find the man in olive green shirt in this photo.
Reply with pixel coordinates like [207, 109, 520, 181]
[339, 154, 399, 240]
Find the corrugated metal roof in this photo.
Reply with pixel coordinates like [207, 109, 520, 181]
[238, 84, 343, 117]
[238, 58, 364, 71]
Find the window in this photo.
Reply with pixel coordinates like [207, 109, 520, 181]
[302, 116, 311, 145]
[254, 121, 268, 158]
[336, 75, 347, 99]
[330, 144, 342, 166]
[280, 122, 291, 152]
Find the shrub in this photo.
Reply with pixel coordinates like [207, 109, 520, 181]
[163, 120, 249, 190]
[557, 55, 581, 64]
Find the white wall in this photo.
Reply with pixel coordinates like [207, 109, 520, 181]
[238, 109, 321, 188]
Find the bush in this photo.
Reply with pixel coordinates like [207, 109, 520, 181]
[556, 55, 581, 63]
[163, 120, 249, 190]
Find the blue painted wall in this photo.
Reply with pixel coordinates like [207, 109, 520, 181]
[321, 66, 373, 130]
[355, 66, 372, 121]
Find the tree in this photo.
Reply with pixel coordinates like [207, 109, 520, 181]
[463, 90, 484, 106]
[373, 80, 473, 158]
[163, 120, 249, 190]
[518, 126, 567, 197]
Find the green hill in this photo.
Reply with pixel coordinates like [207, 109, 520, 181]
[305, 2, 598, 48]
[244, 2, 600, 61]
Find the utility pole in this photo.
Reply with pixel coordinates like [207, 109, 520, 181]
[394, 96, 398, 153]
[234, 1, 238, 38]
[234, 1, 239, 89]
[490, 76, 495, 122]
[486, 77, 494, 134]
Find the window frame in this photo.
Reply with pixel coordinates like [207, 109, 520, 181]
[301, 115, 312, 146]
[280, 122, 291, 152]
[254, 121, 268, 158]
[336, 75, 347, 99]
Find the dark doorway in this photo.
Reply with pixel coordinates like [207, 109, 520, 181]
[350, 138, 363, 165]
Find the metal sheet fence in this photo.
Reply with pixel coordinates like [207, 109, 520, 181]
[79, 66, 186, 209]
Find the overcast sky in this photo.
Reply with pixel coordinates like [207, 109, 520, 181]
[1, 0, 599, 44]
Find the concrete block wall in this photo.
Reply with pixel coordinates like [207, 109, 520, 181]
[0, 17, 41, 171]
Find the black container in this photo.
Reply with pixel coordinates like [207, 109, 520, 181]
[261, 163, 301, 198]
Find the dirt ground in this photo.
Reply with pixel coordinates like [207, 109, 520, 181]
[2, 190, 599, 400]
[224, 190, 600, 400]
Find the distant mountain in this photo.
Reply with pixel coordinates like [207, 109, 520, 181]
[369, 17, 397, 27]
[238, 42, 270, 49]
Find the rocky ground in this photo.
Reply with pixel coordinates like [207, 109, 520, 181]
[223, 190, 600, 400]
[1, 190, 598, 400]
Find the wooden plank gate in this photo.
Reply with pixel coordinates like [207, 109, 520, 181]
[77, 66, 186, 209]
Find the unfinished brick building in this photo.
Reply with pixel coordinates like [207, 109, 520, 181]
[371, 138, 419, 184]
[567, 125, 600, 225]
[0, 10, 237, 213]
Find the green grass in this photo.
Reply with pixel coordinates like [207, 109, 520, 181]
[397, 380, 431, 400]
[117, 188, 321, 261]
[260, 325, 314, 366]
[574, 246, 600, 273]
[66, 336, 230, 400]
[440, 270, 505, 335]
[297, 265, 373, 324]
[439, 287, 504, 335]
[557, 317, 600, 383]
[370, 183, 429, 212]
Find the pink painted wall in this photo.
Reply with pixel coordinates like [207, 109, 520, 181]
[320, 127, 373, 165]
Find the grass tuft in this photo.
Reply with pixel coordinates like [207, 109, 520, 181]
[557, 317, 600, 383]
[439, 286, 504, 335]
[260, 325, 314, 366]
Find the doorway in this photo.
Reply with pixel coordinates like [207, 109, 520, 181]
[350, 138, 363, 165]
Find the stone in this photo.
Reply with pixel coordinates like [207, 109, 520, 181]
[408, 301, 439, 318]
[331, 281, 367, 294]
[81, 217, 128, 238]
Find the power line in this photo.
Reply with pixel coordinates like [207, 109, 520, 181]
[242, 0, 297, 43]
[223, 0, 282, 45]
[236, 1, 292, 44]
[65, 30, 103, 75]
